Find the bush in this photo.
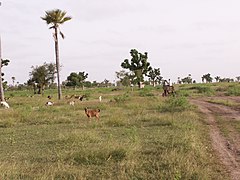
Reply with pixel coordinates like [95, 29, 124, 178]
[226, 85, 240, 96]
[112, 93, 130, 103]
[188, 85, 215, 96]
[159, 96, 191, 112]
[138, 88, 155, 97]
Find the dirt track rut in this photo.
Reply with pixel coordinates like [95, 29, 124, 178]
[191, 97, 240, 180]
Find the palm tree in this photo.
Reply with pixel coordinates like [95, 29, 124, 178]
[41, 9, 72, 100]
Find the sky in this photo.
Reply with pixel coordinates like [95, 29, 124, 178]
[1, 0, 240, 85]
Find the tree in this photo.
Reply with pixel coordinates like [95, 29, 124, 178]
[41, 9, 72, 100]
[236, 76, 240, 82]
[202, 73, 213, 83]
[147, 68, 162, 87]
[121, 49, 152, 88]
[215, 76, 220, 82]
[115, 70, 132, 86]
[181, 74, 192, 84]
[28, 63, 56, 95]
[66, 71, 88, 89]
[11, 76, 16, 86]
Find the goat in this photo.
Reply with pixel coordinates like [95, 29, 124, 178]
[0, 101, 10, 109]
[69, 101, 75, 106]
[84, 107, 100, 120]
[45, 101, 54, 106]
[99, 96, 102, 102]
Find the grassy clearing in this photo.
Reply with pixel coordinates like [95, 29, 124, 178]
[0, 85, 229, 179]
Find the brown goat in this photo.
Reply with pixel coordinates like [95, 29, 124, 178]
[84, 107, 100, 120]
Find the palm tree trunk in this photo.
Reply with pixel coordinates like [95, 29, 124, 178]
[0, 36, 5, 102]
[54, 28, 62, 100]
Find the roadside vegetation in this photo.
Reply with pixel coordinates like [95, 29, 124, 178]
[1, 82, 237, 179]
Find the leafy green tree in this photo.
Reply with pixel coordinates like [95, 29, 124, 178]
[181, 74, 192, 84]
[28, 63, 56, 95]
[147, 68, 162, 87]
[121, 49, 152, 88]
[41, 9, 72, 100]
[66, 72, 88, 89]
[115, 70, 133, 86]
[202, 73, 213, 83]
[215, 76, 220, 82]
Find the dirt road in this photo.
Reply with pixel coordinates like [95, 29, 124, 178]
[191, 97, 240, 180]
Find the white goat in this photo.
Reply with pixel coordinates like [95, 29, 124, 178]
[69, 101, 75, 106]
[1, 101, 10, 109]
[45, 101, 54, 106]
[99, 96, 102, 102]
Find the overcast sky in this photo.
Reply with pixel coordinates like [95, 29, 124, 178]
[1, 0, 240, 84]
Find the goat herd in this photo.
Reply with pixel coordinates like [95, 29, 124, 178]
[0, 94, 103, 120]
[0, 84, 175, 120]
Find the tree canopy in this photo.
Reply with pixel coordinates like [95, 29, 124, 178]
[28, 62, 56, 94]
[66, 71, 88, 87]
[147, 68, 162, 87]
[121, 49, 152, 86]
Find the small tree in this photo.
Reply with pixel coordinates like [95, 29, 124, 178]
[181, 74, 192, 84]
[28, 63, 56, 95]
[121, 49, 152, 88]
[215, 76, 220, 82]
[147, 68, 162, 87]
[202, 73, 213, 83]
[66, 71, 88, 89]
[115, 70, 133, 86]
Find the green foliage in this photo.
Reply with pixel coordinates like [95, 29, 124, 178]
[121, 49, 152, 85]
[28, 62, 56, 94]
[226, 85, 240, 96]
[159, 96, 192, 112]
[112, 93, 130, 103]
[138, 87, 155, 97]
[66, 71, 88, 87]
[147, 68, 162, 86]
[202, 73, 213, 83]
[41, 9, 72, 28]
[195, 86, 215, 95]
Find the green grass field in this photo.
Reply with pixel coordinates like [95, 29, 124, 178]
[0, 84, 235, 179]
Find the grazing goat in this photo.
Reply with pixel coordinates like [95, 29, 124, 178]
[0, 101, 10, 109]
[47, 95, 52, 99]
[84, 107, 100, 120]
[45, 101, 54, 106]
[69, 101, 75, 106]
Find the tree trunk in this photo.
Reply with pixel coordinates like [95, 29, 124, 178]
[54, 28, 62, 100]
[0, 36, 5, 102]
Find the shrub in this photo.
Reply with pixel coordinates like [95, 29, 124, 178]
[112, 93, 130, 103]
[159, 96, 191, 112]
[138, 88, 155, 97]
[226, 85, 240, 96]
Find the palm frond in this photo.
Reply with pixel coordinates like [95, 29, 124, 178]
[59, 31, 65, 39]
